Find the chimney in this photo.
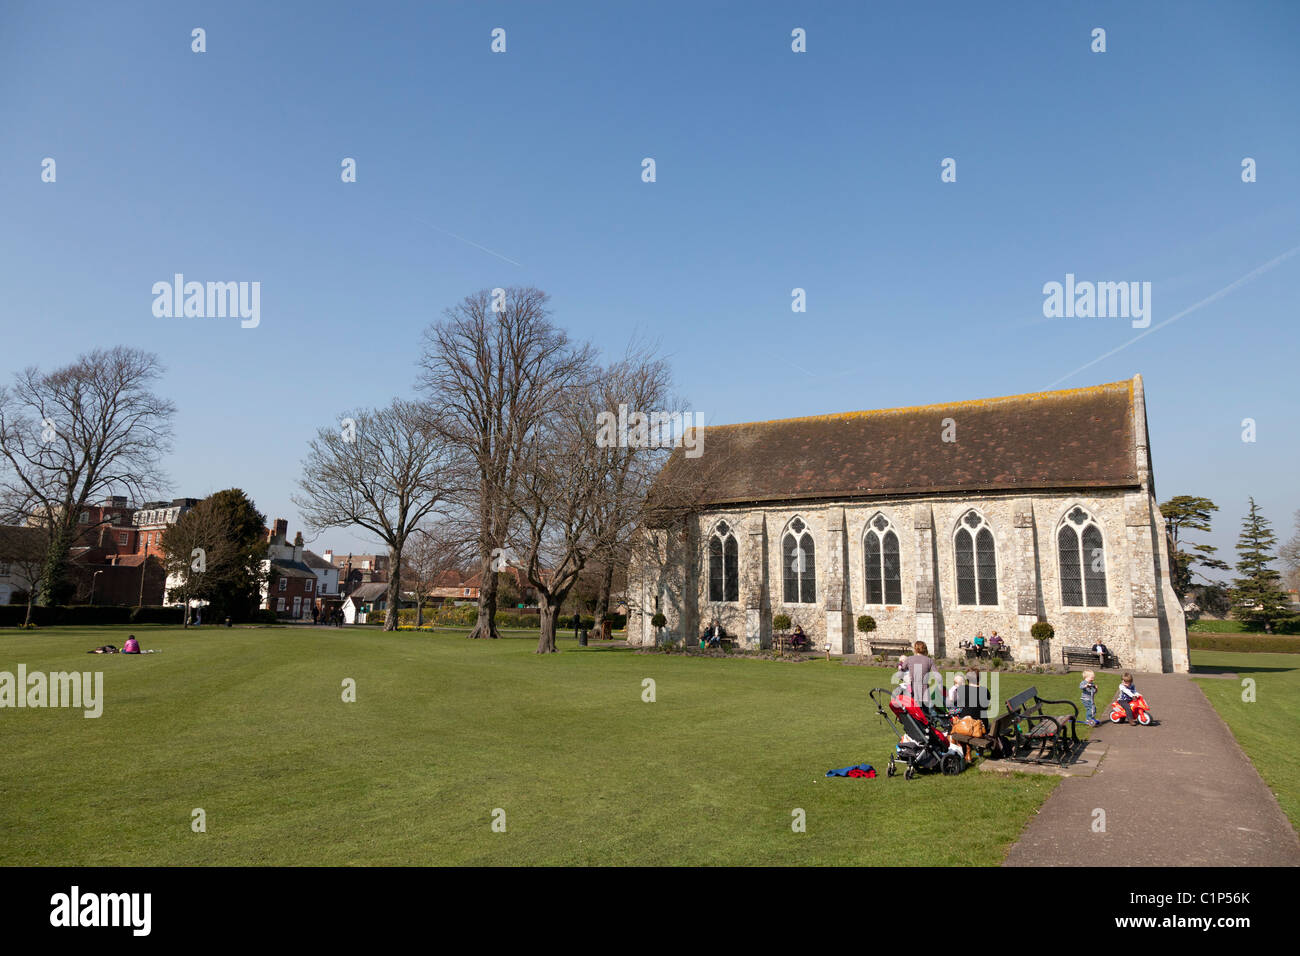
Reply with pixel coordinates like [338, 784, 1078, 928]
[274, 518, 288, 542]
[293, 531, 304, 563]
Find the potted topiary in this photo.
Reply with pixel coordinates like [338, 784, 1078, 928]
[856, 615, 877, 656]
[772, 613, 791, 655]
[651, 612, 667, 648]
[1030, 620, 1054, 664]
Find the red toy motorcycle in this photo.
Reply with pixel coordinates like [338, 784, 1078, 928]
[1110, 693, 1152, 725]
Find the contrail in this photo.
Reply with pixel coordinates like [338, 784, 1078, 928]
[1047, 242, 1300, 388]
[410, 215, 524, 268]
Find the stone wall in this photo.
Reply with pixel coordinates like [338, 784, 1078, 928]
[627, 489, 1189, 673]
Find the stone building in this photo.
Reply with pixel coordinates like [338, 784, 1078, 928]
[628, 375, 1188, 673]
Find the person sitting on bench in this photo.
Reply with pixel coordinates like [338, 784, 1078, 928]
[947, 673, 966, 709]
[702, 619, 724, 648]
[972, 631, 986, 652]
[988, 632, 1004, 653]
[790, 624, 809, 650]
[1092, 641, 1111, 666]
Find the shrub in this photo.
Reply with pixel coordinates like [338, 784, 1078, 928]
[130, 606, 185, 625]
[651, 612, 667, 630]
[856, 615, 877, 635]
[772, 613, 792, 632]
[1030, 621, 1055, 641]
[1188, 634, 1300, 654]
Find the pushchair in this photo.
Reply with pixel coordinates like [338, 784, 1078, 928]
[870, 687, 965, 779]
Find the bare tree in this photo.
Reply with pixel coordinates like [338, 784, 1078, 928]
[0, 347, 176, 605]
[502, 378, 611, 653]
[586, 346, 679, 630]
[403, 521, 475, 627]
[417, 287, 594, 640]
[0, 525, 47, 627]
[294, 400, 457, 631]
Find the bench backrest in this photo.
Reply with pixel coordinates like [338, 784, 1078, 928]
[1005, 686, 1037, 715]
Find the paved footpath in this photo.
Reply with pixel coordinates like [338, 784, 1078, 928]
[1004, 672, 1300, 866]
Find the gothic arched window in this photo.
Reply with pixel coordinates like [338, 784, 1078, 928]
[782, 517, 816, 603]
[708, 521, 740, 603]
[954, 510, 998, 606]
[864, 513, 902, 605]
[1058, 506, 1108, 607]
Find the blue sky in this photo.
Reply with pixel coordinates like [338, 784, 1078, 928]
[2, 1, 1297, 570]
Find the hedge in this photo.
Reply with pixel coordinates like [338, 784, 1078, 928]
[0, 605, 184, 627]
[1188, 634, 1300, 654]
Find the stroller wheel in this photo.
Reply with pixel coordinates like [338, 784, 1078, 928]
[904, 766, 915, 780]
[941, 753, 963, 775]
[886, 760, 896, 777]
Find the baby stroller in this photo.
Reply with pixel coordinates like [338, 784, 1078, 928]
[870, 688, 965, 779]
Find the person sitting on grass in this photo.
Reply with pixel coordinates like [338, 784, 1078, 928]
[122, 635, 141, 654]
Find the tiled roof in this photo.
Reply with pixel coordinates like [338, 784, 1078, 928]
[650, 378, 1140, 511]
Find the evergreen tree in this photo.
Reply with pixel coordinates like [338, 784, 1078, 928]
[1159, 495, 1229, 601]
[1230, 498, 1289, 632]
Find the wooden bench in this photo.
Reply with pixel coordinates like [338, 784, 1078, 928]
[868, 639, 911, 657]
[1061, 645, 1120, 669]
[1001, 686, 1081, 765]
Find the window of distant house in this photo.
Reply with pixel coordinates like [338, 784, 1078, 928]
[278, 578, 287, 591]
[118, 533, 128, 546]
[864, 513, 903, 605]
[1058, 506, 1108, 607]
[305, 580, 313, 592]
[0, 562, 10, 577]
[79, 511, 89, 523]
[954, 510, 998, 606]
[782, 517, 817, 603]
[708, 521, 740, 603]
[277, 597, 285, 611]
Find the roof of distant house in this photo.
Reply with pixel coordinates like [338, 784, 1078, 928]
[270, 559, 316, 579]
[301, 550, 335, 570]
[345, 583, 390, 602]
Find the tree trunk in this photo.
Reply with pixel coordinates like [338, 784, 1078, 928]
[536, 600, 559, 653]
[384, 544, 403, 632]
[415, 595, 424, 628]
[594, 561, 614, 632]
[23, 594, 34, 628]
[38, 525, 73, 607]
[469, 555, 500, 639]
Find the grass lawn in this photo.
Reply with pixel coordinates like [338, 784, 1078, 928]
[1192, 650, 1300, 832]
[1, 626, 1097, 866]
